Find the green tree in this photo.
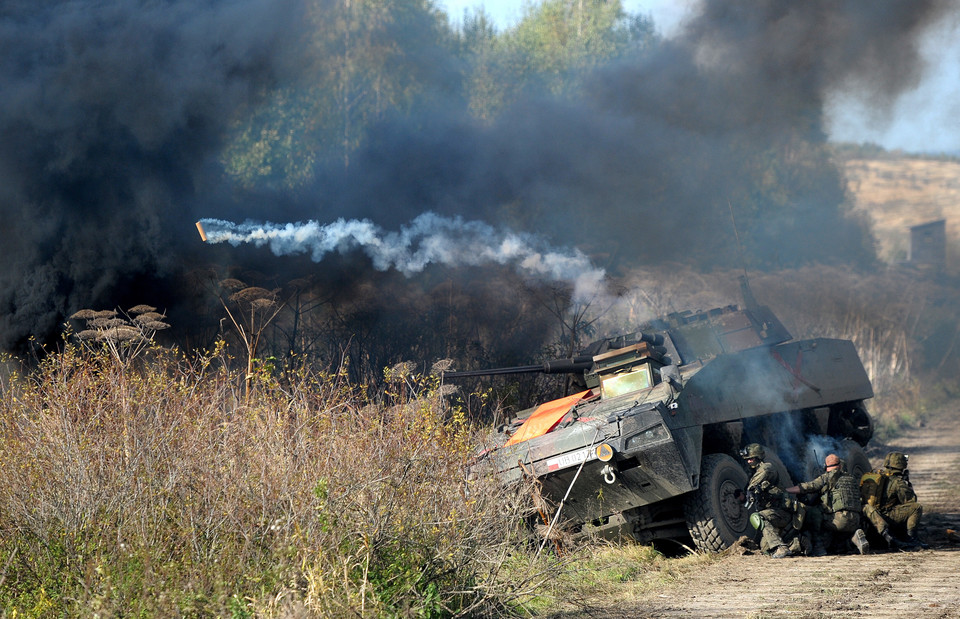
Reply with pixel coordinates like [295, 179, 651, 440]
[454, 0, 657, 121]
[500, 0, 654, 97]
[223, 0, 456, 188]
[223, 0, 660, 187]
[457, 8, 505, 121]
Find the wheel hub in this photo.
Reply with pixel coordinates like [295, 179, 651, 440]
[720, 479, 747, 530]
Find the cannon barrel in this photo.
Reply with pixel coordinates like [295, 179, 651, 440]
[442, 355, 594, 379]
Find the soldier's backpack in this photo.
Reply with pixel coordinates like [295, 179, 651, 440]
[860, 471, 888, 508]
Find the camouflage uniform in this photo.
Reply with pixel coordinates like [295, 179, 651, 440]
[798, 467, 862, 551]
[863, 461, 923, 544]
[747, 460, 794, 555]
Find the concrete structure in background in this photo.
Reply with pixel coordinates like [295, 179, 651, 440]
[909, 219, 946, 270]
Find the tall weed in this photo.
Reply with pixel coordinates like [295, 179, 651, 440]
[0, 343, 542, 617]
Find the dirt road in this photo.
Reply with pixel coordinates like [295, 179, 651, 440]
[562, 405, 960, 618]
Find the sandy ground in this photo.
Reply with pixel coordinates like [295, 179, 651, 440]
[557, 404, 960, 618]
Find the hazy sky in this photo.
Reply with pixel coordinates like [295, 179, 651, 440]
[439, 0, 960, 155]
[441, 0, 691, 35]
[824, 12, 960, 154]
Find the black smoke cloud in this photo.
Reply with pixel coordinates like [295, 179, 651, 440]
[0, 0, 954, 352]
[0, 0, 307, 350]
[265, 0, 951, 384]
[313, 1, 953, 279]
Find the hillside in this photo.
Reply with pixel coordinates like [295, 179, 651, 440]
[843, 157, 960, 265]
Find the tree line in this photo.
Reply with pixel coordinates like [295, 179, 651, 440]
[222, 0, 658, 188]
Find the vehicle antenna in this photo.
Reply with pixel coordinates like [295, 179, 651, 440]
[727, 200, 749, 282]
[728, 200, 758, 310]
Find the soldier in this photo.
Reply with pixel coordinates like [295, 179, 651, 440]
[862, 451, 925, 549]
[735, 443, 798, 558]
[786, 454, 869, 555]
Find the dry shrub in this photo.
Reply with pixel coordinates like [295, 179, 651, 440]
[0, 343, 545, 617]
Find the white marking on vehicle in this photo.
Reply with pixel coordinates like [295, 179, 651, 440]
[546, 447, 597, 472]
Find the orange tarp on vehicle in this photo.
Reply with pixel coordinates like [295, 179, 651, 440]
[504, 390, 591, 447]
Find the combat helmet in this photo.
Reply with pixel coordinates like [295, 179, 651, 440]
[884, 451, 908, 472]
[741, 443, 765, 460]
[825, 454, 842, 469]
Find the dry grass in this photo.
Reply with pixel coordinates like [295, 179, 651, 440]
[844, 157, 960, 265]
[4, 152, 958, 615]
[517, 543, 722, 616]
[0, 342, 556, 617]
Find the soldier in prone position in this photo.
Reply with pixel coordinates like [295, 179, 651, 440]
[735, 443, 798, 559]
[861, 451, 926, 550]
[786, 453, 869, 556]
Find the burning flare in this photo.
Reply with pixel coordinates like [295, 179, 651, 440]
[197, 212, 606, 301]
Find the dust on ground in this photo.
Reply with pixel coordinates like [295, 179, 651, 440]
[553, 403, 960, 618]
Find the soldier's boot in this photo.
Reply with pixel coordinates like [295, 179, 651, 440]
[880, 527, 900, 551]
[787, 537, 802, 556]
[771, 544, 795, 559]
[811, 537, 828, 557]
[905, 529, 929, 550]
[851, 529, 870, 555]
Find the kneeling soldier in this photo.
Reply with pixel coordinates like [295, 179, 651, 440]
[736, 443, 798, 558]
[787, 453, 868, 555]
[861, 451, 925, 550]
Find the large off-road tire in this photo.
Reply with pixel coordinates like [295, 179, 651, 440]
[841, 438, 873, 479]
[685, 453, 752, 553]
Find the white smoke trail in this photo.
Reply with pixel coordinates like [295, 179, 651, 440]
[199, 212, 606, 301]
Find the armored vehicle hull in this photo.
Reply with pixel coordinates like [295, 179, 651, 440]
[468, 291, 874, 552]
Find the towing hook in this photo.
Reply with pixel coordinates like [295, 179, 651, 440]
[601, 464, 616, 485]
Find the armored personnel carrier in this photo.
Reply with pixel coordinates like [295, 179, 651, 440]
[448, 280, 874, 552]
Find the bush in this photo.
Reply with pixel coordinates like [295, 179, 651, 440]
[0, 343, 542, 617]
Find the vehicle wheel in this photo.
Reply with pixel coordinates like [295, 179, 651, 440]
[685, 453, 752, 552]
[841, 438, 873, 479]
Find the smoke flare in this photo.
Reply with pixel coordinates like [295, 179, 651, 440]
[199, 213, 606, 302]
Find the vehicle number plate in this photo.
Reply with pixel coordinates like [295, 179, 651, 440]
[546, 447, 596, 472]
